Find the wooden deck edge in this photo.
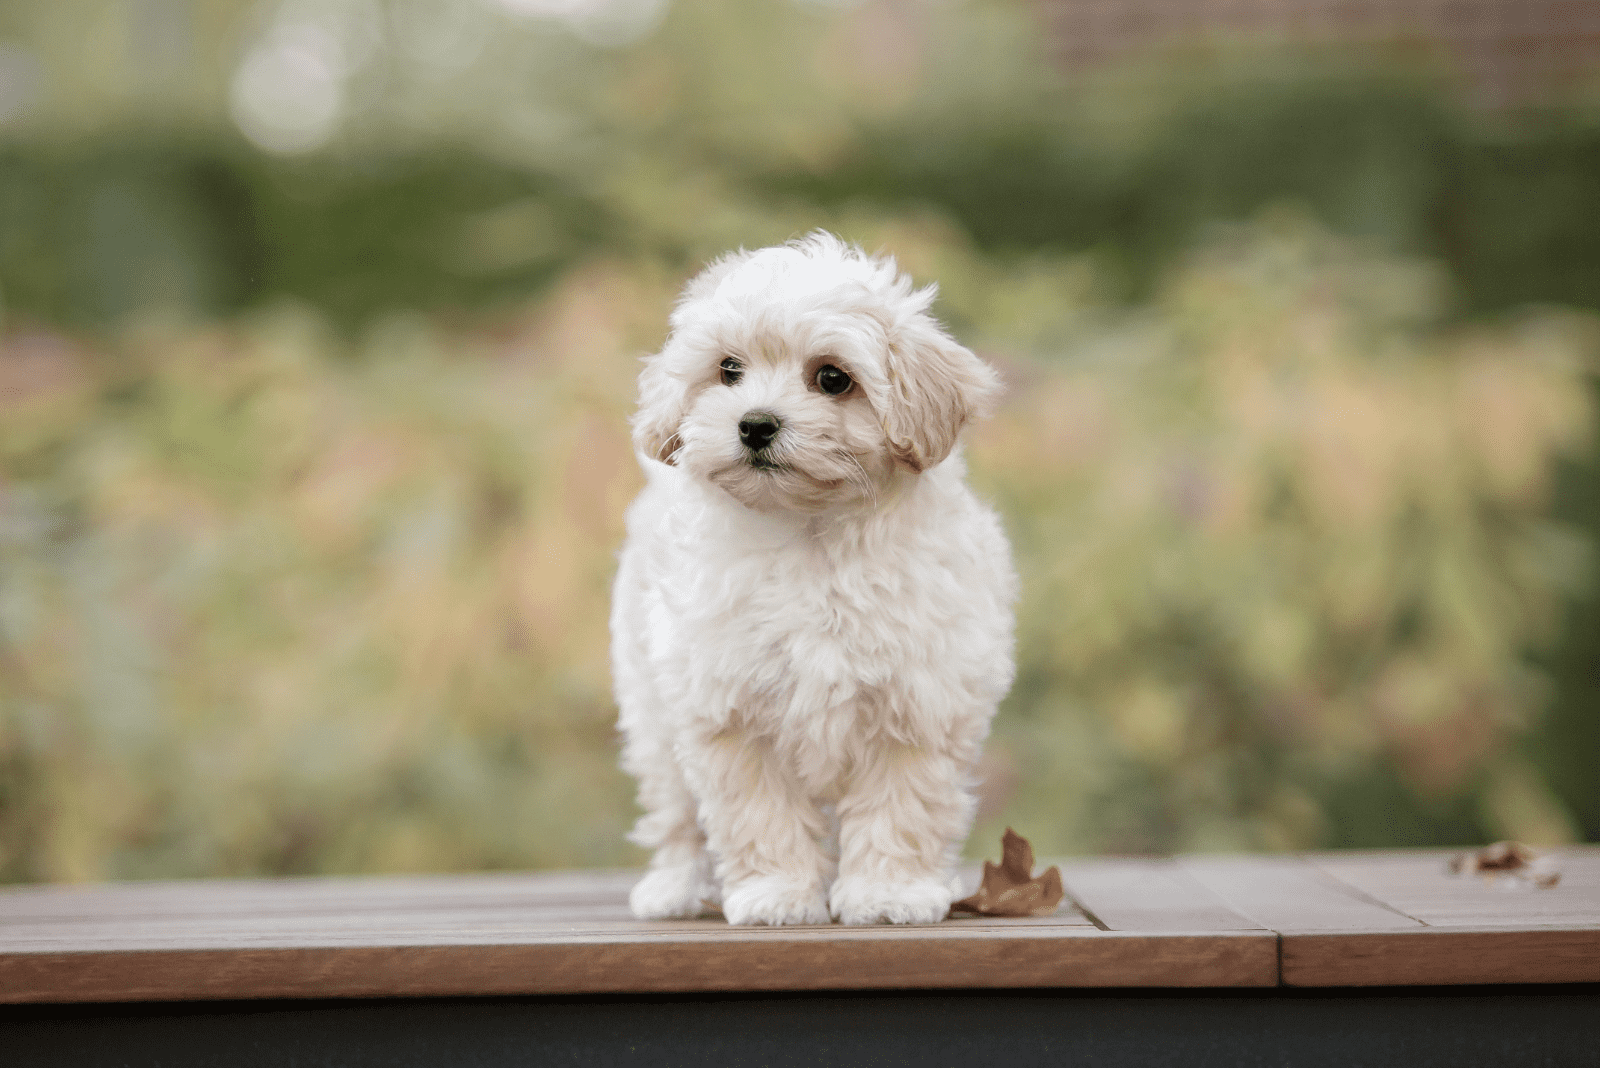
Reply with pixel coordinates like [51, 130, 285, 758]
[1282, 927, 1600, 987]
[0, 931, 1279, 1004]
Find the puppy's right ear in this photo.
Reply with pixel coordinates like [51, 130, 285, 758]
[630, 348, 687, 464]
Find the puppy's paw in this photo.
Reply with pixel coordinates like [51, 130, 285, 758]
[722, 875, 831, 926]
[629, 865, 711, 920]
[829, 875, 953, 925]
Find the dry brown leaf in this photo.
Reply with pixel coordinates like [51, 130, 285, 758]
[1448, 841, 1561, 888]
[949, 828, 1066, 917]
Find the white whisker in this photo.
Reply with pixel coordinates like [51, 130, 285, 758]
[840, 449, 878, 509]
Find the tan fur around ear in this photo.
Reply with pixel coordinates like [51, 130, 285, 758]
[630, 351, 688, 465]
[881, 314, 1002, 473]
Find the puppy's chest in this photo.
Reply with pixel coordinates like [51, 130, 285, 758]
[682, 542, 915, 685]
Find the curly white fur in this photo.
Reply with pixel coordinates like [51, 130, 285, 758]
[611, 232, 1017, 925]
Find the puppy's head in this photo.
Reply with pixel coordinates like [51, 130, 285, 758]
[632, 232, 1001, 513]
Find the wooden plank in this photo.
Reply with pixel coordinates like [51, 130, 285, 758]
[1177, 855, 1422, 932]
[0, 868, 1096, 927]
[0, 870, 641, 923]
[0, 870, 1093, 954]
[0, 910, 1099, 952]
[0, 869, 1275, 1002]
[6, 849, 1595, 1001]
[1283, 927, 1600, 986]
[1284, 847, 1600, 986]
[1057, 858, 1266, 932]
[0, 928, 1278, 1003]
[1307, 847, 1600, 928]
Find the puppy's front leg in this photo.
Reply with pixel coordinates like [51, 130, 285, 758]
[625, 757, 717, 920]
[830, 743, 973, 925]
[686, 726, 833, 925]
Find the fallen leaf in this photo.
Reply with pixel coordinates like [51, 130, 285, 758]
[1448, 841, 1561, 889]
[950, 828, 1066, 917]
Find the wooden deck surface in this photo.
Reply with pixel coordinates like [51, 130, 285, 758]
[2, 848, 1596, 1003]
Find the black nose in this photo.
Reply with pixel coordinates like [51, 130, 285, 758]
[738, 411, 781, 451]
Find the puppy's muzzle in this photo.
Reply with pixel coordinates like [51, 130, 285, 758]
[738, 411, 782, 452]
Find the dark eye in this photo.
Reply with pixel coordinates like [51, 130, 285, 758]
[815, 364, 852, 396]
[720, 357, 743, 386]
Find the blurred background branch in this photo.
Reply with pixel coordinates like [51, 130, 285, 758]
[1, 0, 1597, 881]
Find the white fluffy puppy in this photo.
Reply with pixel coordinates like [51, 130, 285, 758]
[611, 232, 1016, 926]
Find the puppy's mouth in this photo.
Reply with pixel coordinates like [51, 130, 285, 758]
[710, 450, 855, 512]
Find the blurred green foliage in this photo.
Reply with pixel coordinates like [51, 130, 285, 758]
[6, 76, 1600, 330]
[0, 280, 665, 879]
[0, 142, 614, 327]
[0, 0, 1597, 879]
[3, 216, 1592, 881]
[960, 217, 1595, 853]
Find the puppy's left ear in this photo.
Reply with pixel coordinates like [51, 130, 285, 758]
[878, 297, 1003, 473]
